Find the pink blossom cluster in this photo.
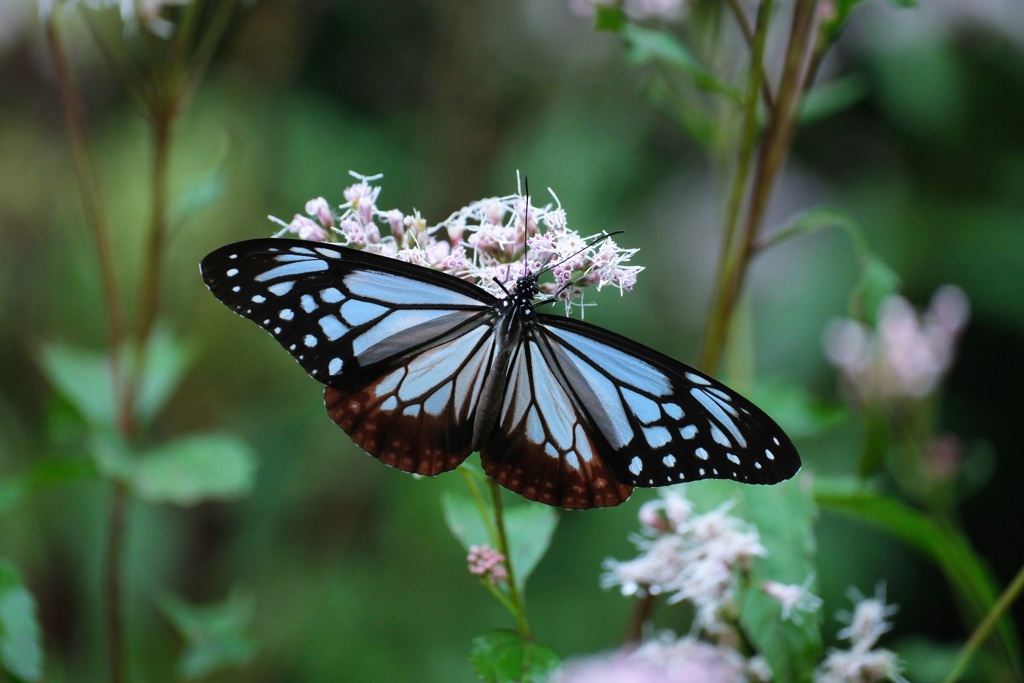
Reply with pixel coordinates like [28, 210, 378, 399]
[815, 584, 907, 683]
[39, 0, 196, 38]
[554, 634, 770, 683]
[601, 491, 767, 634]
[466, 544, 508, 586]
[274, 172, 643, 314]
[824, 286, 970, 402]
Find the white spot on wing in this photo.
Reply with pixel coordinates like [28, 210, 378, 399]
[227, 268, 239, 277]
[321, 287, 343, 303]
[765, 449, 775, 461]
[251, 294, 266, 304]
[255, 259, 328, 281]
[662, 454, 676, 468]
[329, 357, 343, 375]
[680, 425, 698, 440]
[318, 315, 348, 341]
[268, 281, 295, 296]
[642, 425, 672, 449]
[304, 334, 318, 348]
[664, 403, 684, 420]
[629, 456, 643, 476]
[300, 294, 317, 313]
[341, 299, 389, 326]
[280, 309, 294, 321]
[685, 371, 710, 385]
[695, 447, 708, 460]
[623, 388, 660, 425]
[727, 453, 741, 465]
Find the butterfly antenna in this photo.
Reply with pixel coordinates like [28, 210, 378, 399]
[522, 175, 531, 274]
[539, 230, 624, 276]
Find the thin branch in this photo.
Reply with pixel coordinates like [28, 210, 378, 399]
[725, 0, 776, 111]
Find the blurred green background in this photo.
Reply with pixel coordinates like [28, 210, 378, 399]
[1, 0, 1023, 681]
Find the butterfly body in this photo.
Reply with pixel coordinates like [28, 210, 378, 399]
[202, 238, 800, 509]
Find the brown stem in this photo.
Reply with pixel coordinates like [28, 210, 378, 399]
[700, 0, 819, 373]
[44, 16, 126, 408]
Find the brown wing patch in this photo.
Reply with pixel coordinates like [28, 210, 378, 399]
[480, 339, 633, 509]
[323, 322, 496, 477]
[325, 383, 471, 476]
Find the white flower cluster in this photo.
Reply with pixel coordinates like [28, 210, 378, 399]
[38, 0, 194, 38]
[815, 585, 907, 683]
[824, 286, 970, 402]
[569, 0, 689, 23]
[601, 491, 767, 633]
[275, 172, 644, 314]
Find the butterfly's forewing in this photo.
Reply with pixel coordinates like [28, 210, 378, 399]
[201, 239, 501, 475]
[480, 334, 634, 509]
[524, 315, 800, 493]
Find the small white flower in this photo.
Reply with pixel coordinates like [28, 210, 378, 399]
[836, 584, 899, 652]
[762, 574, 823, 624]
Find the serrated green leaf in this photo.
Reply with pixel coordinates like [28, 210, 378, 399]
[0, 562, 43, 682]
[504, 505, 558, 593]
[132, 433, 256, 505]
[160, 588, 257, 680]
[469, 630, 559, 683]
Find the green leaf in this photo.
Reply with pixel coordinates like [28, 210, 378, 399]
[38, 331, 191, 430]
[442, 487, 558, 593]
[38, 342, 115, 429]
[504, 505, 558, 593]
[738, 482, 823, 682]
[816, 484, 1023, 679]
[621, 25, 741, 101]
[684, 481, 823, 681]
[593, 5, 626, 33]
[442, 489, 492, 551]
[852, 255, 901, 325]
[469, 630, 560, 683]
[0, 457, 98, 517]
[132, 433, 256, 505]
[0, 562, 43, 682]
[799, 74, 868, 123]
[159, 589, 257, 680]
[134, 328, 191, 426]
[747, 381, 847, 440]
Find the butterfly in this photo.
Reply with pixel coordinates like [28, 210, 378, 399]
[200, 238, 800, 509]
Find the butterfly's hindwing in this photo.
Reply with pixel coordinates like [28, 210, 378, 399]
[480, 336, 633, 509]
[325, 320, 501, 475]
[536, 315, 800, 489]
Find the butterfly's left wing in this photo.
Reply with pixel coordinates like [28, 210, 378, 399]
[480, 314, 800, 509]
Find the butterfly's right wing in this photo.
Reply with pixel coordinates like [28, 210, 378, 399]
[201, 238, 501, 475]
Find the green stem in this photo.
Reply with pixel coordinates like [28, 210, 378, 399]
[488, 480, 532, 641]
[945, 560, 1024, 683]
[103, 482, 129, 683]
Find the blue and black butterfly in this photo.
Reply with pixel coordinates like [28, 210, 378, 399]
[200, 238, 799, 509]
